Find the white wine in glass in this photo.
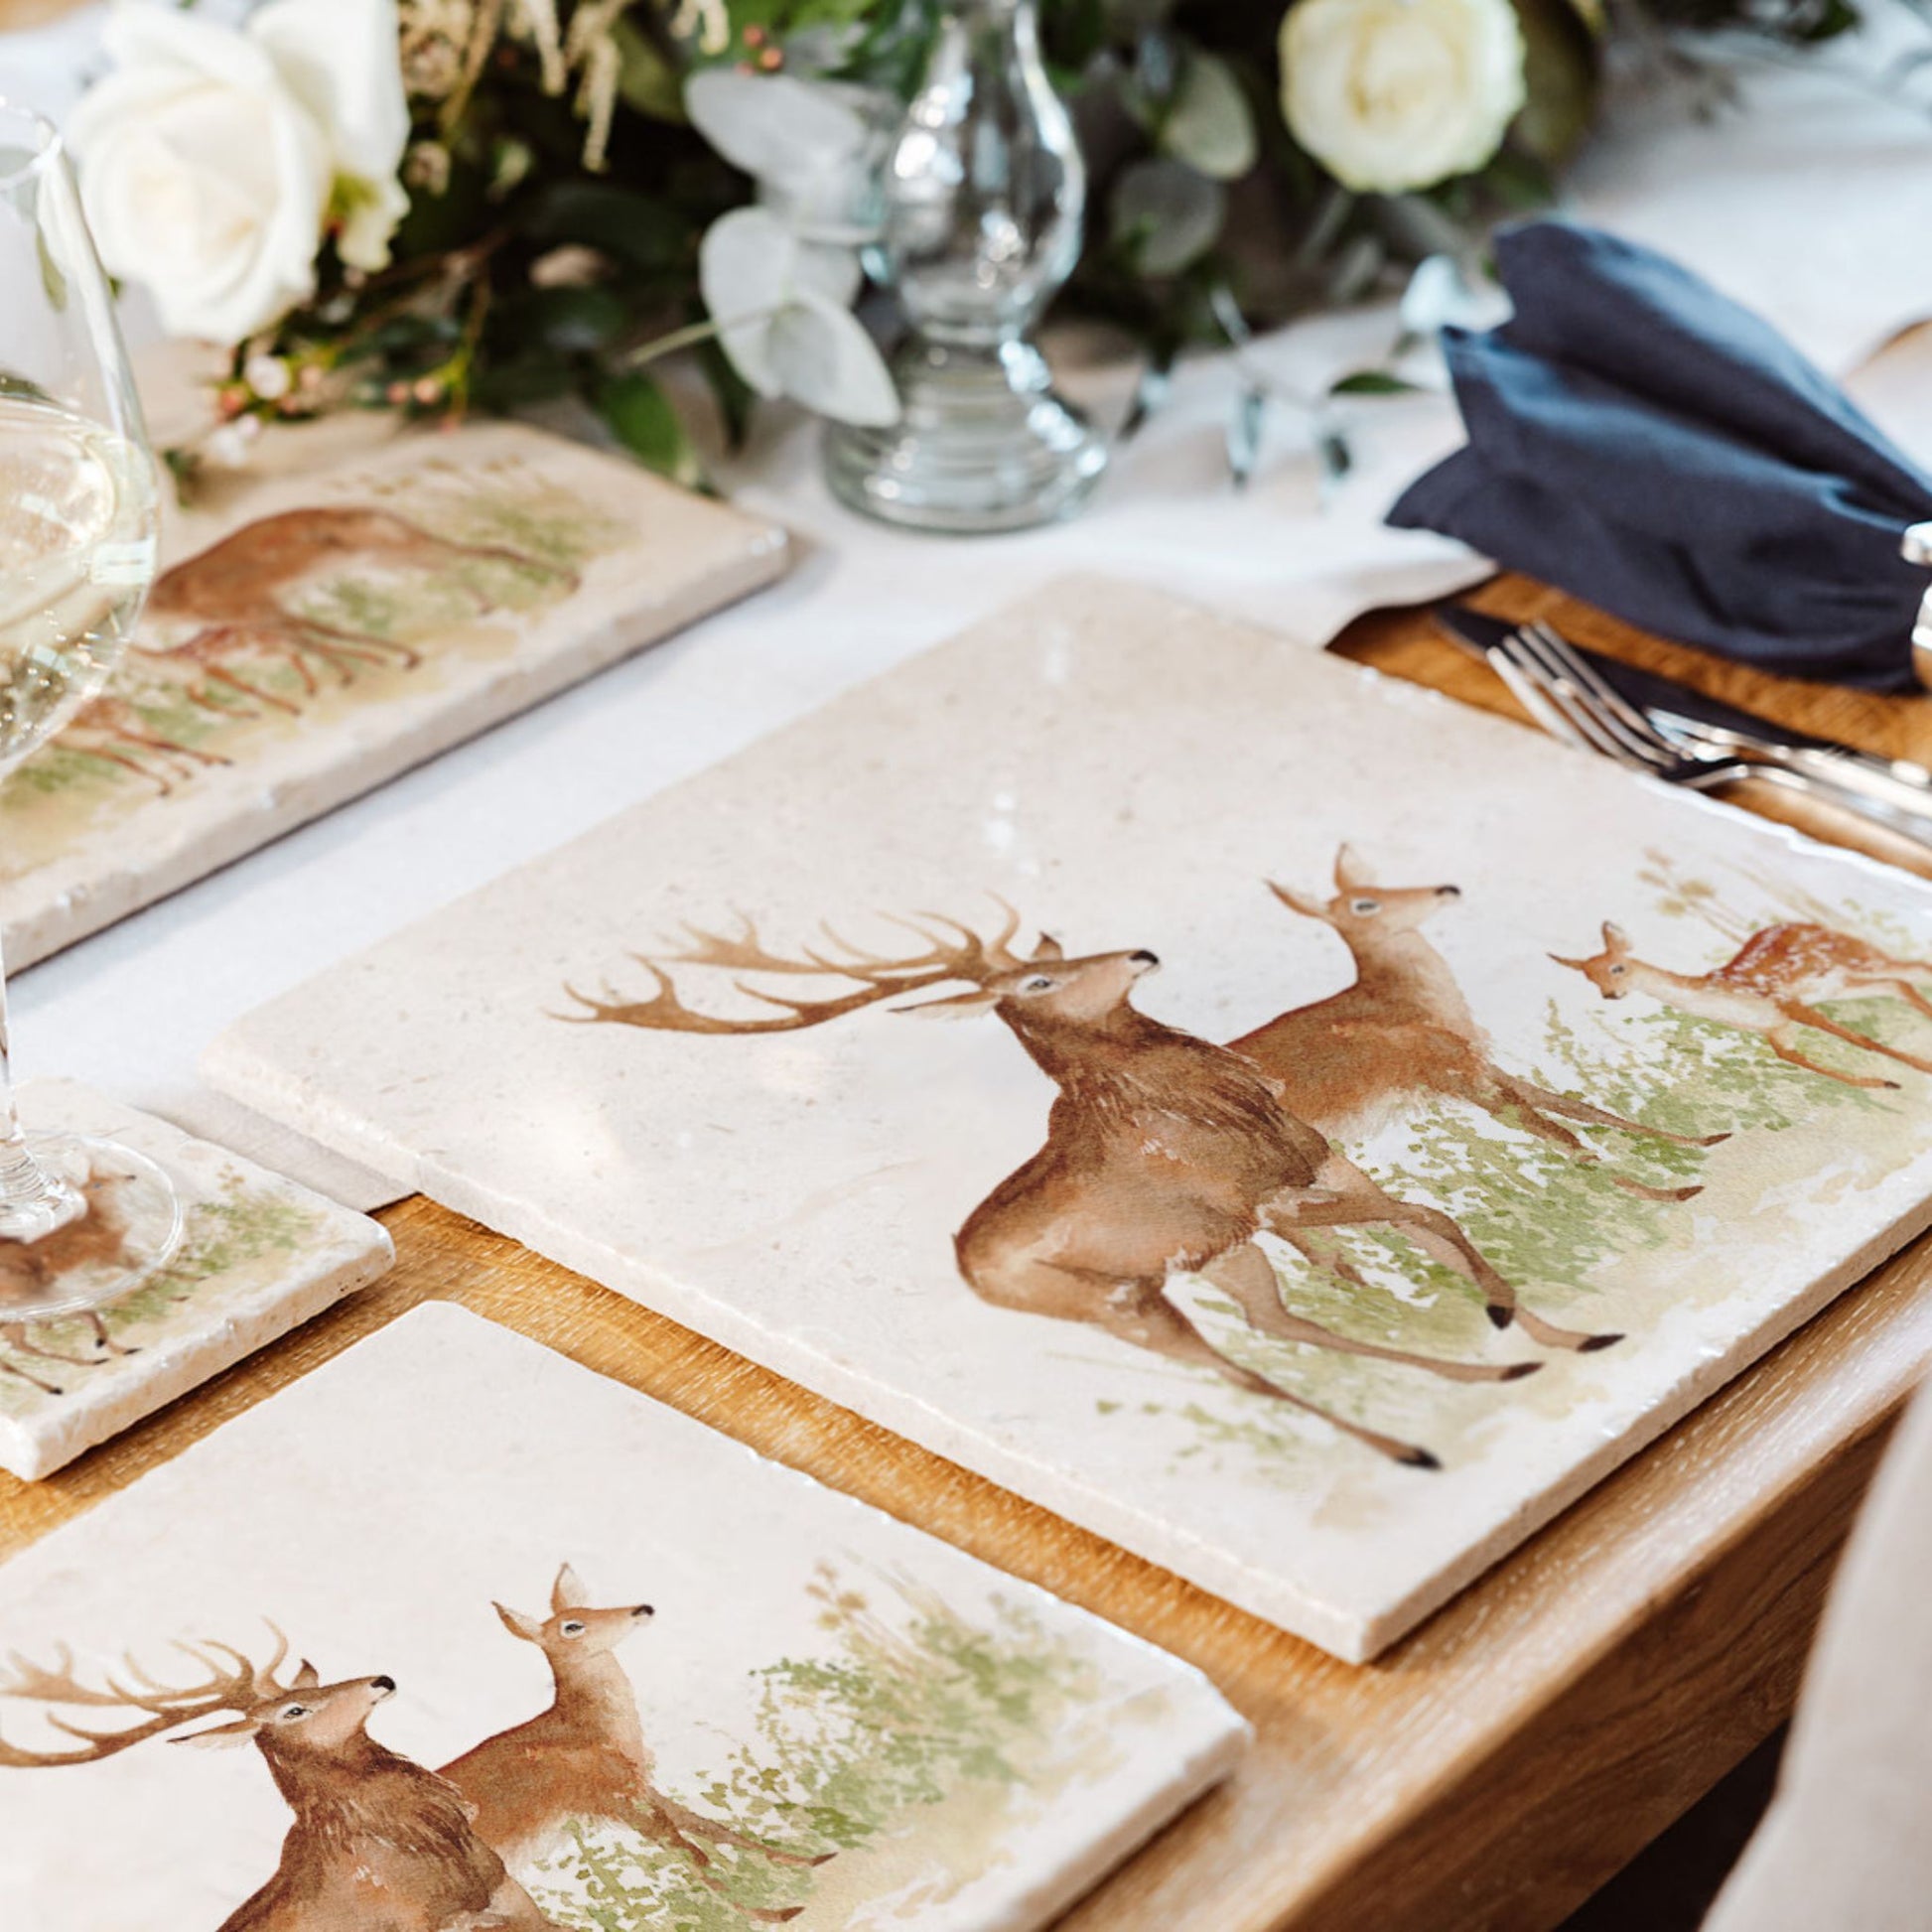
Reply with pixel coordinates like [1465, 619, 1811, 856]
[0, 99, 180, 1318]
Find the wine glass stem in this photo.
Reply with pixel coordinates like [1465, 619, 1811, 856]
[0, 929, 75, 1238]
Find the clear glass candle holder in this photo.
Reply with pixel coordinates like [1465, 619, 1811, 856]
[824, 0, 1107, 535]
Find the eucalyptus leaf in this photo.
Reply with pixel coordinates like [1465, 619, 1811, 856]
[1119, 355, 1173, 443]
[685, 69, 870, 182]
[765, 290, 899, 427]
[1398, 253, 1508, 336]
[1317, 425, 1352, 496]
[1160, 51, 1257, 182]
[700, 206, 865, 396]
[1226, 380, 1266, 489]
[1111, 158, 1225, 277]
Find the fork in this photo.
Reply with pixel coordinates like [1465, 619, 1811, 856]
[1492, 621, 1762, 792]
[1493, 620, 1932, 856]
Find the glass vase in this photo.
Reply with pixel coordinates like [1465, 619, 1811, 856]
[823, 0, 1106, 534]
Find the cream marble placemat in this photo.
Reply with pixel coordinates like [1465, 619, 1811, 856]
[0, 1303, 1245, 1930]
[203, 575, 1932, 1660]
[0, 1076, 392, 1477]
[0, 420, 788, 974]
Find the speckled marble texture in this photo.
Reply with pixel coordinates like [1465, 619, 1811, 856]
[205, 577, 1932, 1659]
[0, 423, 788, 968]
[0, 1079, 393, 1479]
[0, 1304, 1245, 1932]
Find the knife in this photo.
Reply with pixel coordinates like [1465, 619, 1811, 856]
[1435, 605, 1932, 831]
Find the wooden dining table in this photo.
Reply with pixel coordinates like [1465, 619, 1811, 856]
[4, 578, 1931, 1931]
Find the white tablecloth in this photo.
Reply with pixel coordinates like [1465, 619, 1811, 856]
[7, 6, 1932, 1207]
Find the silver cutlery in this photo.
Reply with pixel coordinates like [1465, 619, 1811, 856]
[1436, 604, 1932, 829]
[1491, 619, 1932, 859]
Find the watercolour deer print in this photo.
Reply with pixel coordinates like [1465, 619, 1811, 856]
[441, 1564, 831, 1924]
[563, 905, 1616, 1470]
[0, 1629, 558, 1932]
[62, 695, 230, 795]
[1554, 920, 1932, 1090]
[1233, 846, 1730, 1201]
[0, 1170, 142, 1396]
[140, 507, 580, 716]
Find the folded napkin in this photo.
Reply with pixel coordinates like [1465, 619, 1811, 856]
[1388, 220, 1932, 689]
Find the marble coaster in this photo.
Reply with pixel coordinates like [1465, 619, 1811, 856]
[0, 1079, 392, 1479]
[0, 423, 789, 968]
[205, 575, 1932, 1660]
[0, 1304, 1245, 1931]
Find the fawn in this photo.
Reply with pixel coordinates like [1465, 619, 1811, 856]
[140, 506, 580, 714]
[0, 1169, 142, 1396]
[441, 1565, 829, 1923]
[1229, 846, 1727, 1202]
[0, 1628, 558, 1931]
[1554, 919, 1932, 1090]
[563, 905, 1611, 1471]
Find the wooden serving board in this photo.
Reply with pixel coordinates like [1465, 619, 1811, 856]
[6, 577, 1932, 1927]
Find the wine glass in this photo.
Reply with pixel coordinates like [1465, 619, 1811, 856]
[0, 99, 180, 1318]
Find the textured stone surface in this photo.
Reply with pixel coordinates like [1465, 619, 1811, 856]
[206, 576, 1932, 1659]
[0, 422, 788, 968]
[0, 1079, 393, 1479]
[0, 1303, 1244, 1931]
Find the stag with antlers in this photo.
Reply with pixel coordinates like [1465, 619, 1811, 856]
[562, 905, 1615, 1470]
[0, 1627, 559, 1931]
[1232, 846, 1730, 1202]
[442, 1564, 830, 1924]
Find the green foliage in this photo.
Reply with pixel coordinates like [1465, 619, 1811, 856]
[165, 0, 1904, 484]
[529, 1566, 1105, 1928]
[597, 370, 705, 486]
[97, 1183, 323, 1332]
[1328, 369, 1423, 396]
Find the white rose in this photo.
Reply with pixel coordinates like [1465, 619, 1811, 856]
[254, 0, 411, 272]
[1278, 0, 1527, 196]
[68, 0, 410, 345]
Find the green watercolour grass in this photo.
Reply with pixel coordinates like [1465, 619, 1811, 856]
[0, 471, 630, 807]
[1120, 866, 1932, 1486]
[527, 1564, 1110, 1929]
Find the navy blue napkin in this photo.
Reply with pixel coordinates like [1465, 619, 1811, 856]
[1387, 221, 1932, 689]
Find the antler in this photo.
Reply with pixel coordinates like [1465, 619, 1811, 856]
[0, 1626, 291, 1767]
[559, 901, 1030, 1035]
